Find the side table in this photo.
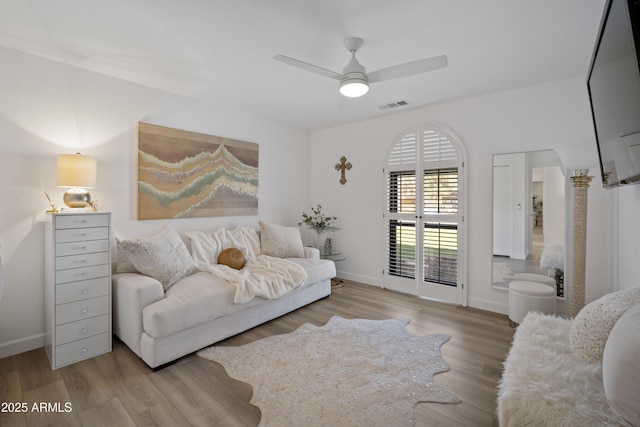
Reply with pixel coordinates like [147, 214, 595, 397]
[320, 251, 345, 288]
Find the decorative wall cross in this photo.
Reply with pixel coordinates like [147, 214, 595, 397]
[335, 156, 352, 185]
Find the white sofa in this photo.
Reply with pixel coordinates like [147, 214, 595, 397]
[498, 288, 640, 427]
[111, 223, 336, 369]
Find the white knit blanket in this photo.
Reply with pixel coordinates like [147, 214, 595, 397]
[186, 227, 307, 304]
[198, 256, 307, 304]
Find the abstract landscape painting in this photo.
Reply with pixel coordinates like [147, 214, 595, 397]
[137, 122, 258, 220]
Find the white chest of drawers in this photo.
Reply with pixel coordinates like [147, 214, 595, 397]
[44, 212, 112, 369]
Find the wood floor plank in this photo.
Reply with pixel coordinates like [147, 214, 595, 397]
[150, 361, 241, 426]
[76, 397, 136, 427]
[58, 359, 116, 412]
[1, 279, 514, 427]
[15, 348, 61, 394]
[22, 380, 81, 427]
[130, 402, 192, 427]
[0, 371, 27, 427]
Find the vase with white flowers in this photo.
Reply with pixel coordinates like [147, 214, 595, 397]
[299, 204, 338, 253]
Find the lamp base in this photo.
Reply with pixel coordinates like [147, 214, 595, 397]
[63, 188, 92, 208]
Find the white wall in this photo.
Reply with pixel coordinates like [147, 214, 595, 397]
[613, 184, 640, 290]
[542, 166, 566, 247]
[2, 47, 637, 358]
[309, 76, 612, 315]
[0, 47, 311, 357]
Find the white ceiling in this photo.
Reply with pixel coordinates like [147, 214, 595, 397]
[0, 0, 607, 130]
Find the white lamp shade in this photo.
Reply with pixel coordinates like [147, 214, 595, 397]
[551, 143, 598, 170]
[57, 153, 97, 188]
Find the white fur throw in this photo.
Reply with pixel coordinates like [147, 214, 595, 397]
[570, 287, 640, 363]
[540, 245, 564, 270]
[497, 312, 623, 427]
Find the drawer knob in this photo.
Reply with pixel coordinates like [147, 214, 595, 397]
[81, 308, 87, 313]
[82, 347, 87, 352]
[81, 327, 87, 332]
[82, 288, 88, 293]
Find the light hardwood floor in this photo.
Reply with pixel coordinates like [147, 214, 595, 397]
[0, 280, 514, 427]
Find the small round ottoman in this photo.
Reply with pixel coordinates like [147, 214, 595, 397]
[508, 281, 556, 327]
[513, 273, 556, 289]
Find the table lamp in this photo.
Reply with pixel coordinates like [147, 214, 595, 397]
[57, 153, 97, 209]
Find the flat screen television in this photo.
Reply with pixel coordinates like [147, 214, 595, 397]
[587, 0, 640, 187]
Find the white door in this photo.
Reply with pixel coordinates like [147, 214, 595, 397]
[384, 126, 465, 305]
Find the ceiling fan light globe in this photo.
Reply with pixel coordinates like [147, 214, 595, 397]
[339, 78, 369, 97]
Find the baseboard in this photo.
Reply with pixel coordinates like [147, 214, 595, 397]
[335, 270, 382, 287]
[467, 296, 508, 315]
[0, 333, 45, 359]
[338, 271, 509, 315]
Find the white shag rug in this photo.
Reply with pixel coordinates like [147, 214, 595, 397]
[497, 312, 623, 427]
[198, 316, 459, 427]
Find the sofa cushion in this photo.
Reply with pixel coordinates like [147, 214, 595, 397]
[143, 272, 262, 338]
[259, 221, 304, 258]
[142, 258, 335, 339]
[603, 303, 640, 427]
[570, 288, 640, 363]
[287, 258, 336, 286]
[119, 225, 197, 291]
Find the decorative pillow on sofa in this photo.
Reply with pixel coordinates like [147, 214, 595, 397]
[115, 238, 139, 273]
[602, 303, 640, 427]
[118, 225, 197, 291]
[259, 221, 304, 258]
[218, 248, 246, 270]
[570, 287, 640, 363]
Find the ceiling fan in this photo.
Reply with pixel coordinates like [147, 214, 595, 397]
[274, 37, 447, 98]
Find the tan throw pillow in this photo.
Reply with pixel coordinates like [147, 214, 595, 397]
[602, 303, 640, 427]
[218, 248, 246, 270]
[119, 225, 197, 291]
[570, 288, 640, 363]
[259, 221, 304, 258]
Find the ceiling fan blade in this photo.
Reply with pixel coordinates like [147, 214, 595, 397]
[273, 55, 343, 80]
[367, 55, 448, 83]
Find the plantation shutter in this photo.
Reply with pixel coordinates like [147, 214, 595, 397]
[385, 127, 461, 291]
[386, 132, 418, 279]
[422, 130, 458, 286]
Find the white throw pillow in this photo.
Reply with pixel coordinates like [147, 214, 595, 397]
[602, 303, 640, 427]
[119, 225, 197, 291]
[259, 221, 304, 258]
[570, 288, 640, 363]
[115, 237, 138, 274]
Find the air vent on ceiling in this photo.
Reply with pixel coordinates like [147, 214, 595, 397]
[378, 100, 411, 110]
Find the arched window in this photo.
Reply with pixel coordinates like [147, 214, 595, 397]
[384, 124, 466, 304]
